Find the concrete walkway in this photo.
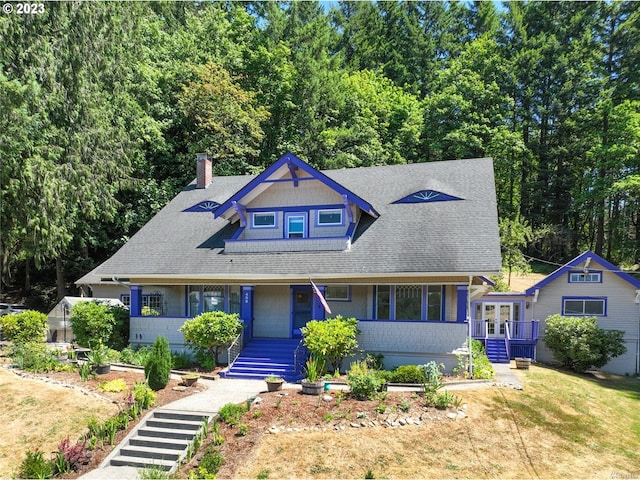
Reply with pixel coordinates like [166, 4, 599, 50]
[80, 363, 524, 479]
[79, 376, 264, 480]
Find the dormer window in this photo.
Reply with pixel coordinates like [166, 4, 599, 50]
[317, 209, 343, 226]
[252, 212, 276, 228]
[286, 213, 307, 238]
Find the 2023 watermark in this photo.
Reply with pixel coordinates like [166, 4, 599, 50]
[3, 3, 45, 14]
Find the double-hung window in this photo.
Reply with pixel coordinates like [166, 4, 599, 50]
[562, 297, 606, 316]
[285, 213, 307, 238]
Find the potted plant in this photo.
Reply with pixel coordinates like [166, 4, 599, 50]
[181, 373, 200, 386]
[87, 343, 111, 374]
[265, 375, 284, 392]
[301, 354, 325, 395]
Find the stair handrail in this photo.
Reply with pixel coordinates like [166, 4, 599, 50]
[227, 331, 244, 369]
[293, 338, 308, 378]
[504, 321, 511, 361]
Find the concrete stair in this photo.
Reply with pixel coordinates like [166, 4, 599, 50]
[108, 409, 212, 473]
[485, 338, 510, 364]
[221, 338, 303, 382]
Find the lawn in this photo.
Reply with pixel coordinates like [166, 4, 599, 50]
[229, 365, 640, 479]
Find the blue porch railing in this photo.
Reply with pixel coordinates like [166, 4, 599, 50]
[470, 320, 540, 341]
[471, 319, 539, 362]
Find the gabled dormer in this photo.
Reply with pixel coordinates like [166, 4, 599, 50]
[214, 153, 379, 253]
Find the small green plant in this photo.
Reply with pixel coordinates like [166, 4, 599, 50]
[19, 447, 54, 479]
[335, 390, 345, 407]
[347, 361, 384, 400]
[53, 436, 87, 476]
[145, 336, 172, 391]
[171, 351, 192, 370]
[138, 465, 171, 479]
[218, 402, 246, 426]
[253, 410, 262, 419]
[198, 445, 224, 476]
[257, 469, 270, 479]
[133, 382, 157, 410]
[363, 352, 384, 370]
[433, 391, 457, 410]
[195, 348, 216, 371]
[99, 378, 128, 392]
[238, 423, 249, 436]
[389, 365, 427, 384]
[398, 398, 411, 412]
[303, 354, 326, 382]
[211, 420, 224, 445]
[322, 413, 334, 422]
[365, 469, 375, 479]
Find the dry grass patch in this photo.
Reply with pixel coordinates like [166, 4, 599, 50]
[0, 368, 119, 478]
[230, 365, 640, 479]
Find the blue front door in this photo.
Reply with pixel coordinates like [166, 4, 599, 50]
[291, 286, 312, 337]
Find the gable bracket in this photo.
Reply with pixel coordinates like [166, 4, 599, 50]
[232, 201, 247, 228]
[287, 159, 299, 187]
[342, 194, 354, 224]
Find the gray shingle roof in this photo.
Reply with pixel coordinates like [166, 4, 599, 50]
[77, 158, 501, 284]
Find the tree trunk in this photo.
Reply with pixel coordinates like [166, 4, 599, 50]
[56, 257, 66, 300]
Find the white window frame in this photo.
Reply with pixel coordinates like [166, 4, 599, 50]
[252, 212, 276, 228]
[317, 208, 343, 226]
[569, 271, 602, 283]
[562, 297, 606, 316]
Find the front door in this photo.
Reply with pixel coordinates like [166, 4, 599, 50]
[484, 303, 513, 338]
[291, 286, 312, 338]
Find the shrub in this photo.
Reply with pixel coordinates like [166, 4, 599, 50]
[133, 382, 156, 410]
[99, 378, 128, 393]
[388, 365, 426, 384]
[109, 306, 130, 351]
[179, 311, 242, 365]
[171, 351, 192, 370]
[544, 314, 627, 372]
[196, 445, 223, 478]
[19, 448, 54, 480]
[70, 301, 115, 348]
[347, 361, 385, 400]
[301, 315, 360, 373]
[9, 342, 73, 373]
[145, 336, 172, 390]
[53, 437, 87, 475]
[218, 402, 246, 426]
[0, 310, 48, 344]
[470, 340, 494, 379]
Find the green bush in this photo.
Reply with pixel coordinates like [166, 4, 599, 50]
[9, 342, 73, 373]
[179, 311, 242, 365]
[171, 351, 192, 370]
[196, 445, 223, 478]
[544, 314, 627, 372]
[470, 340, 494, 379]
[301, 315, 360, 373]
[388, 365, 426, 384]
[145, 336, 172, 391]
[133, 382, 156, 410]
[70, 301, 115, 348]
[218, 402, 246, 426]
[109, 306, 130, 351]
[19, 448, 54, 479]
[347, 361, 385, 400]
[119, 344, 153, 366]
[0, 310, 48, 344]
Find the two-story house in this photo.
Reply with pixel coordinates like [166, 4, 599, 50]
[77, 153, 503, 379]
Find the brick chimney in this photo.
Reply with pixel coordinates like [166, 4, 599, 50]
[196, 153, 212, 189]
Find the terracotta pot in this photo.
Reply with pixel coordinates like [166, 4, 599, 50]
[266, 380, 284, 392]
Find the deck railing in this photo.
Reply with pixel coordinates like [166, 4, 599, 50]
[471, 319, 488, 338]
[470, 319, 540, 341]
[227, 331, 244, 369]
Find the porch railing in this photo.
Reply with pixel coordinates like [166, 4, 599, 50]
[293, 338, 308, 378]
[227, 331, 244, 369]
[470, 319, 539, 341]
[471, 319, 487, 338]
[504, 321, 512, 358]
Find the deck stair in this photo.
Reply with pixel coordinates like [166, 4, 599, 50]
[221, 338, 303, 382]
[484, 338, 510, 364]
[108, 409, 212, 473]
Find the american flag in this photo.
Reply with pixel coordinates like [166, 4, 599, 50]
[310, 280, 331, 314]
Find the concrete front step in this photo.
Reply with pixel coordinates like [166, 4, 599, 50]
[109, 409, 214, 473]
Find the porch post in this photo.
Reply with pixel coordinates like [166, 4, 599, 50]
[240, 286, 254, 341]
[456, 285, 468, 322]
[130, 285, 143, 317]
[311, 284, 328, 320]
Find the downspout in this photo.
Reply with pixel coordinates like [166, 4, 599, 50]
[468, 275, 473, 377]
[636, 290, 640, 375]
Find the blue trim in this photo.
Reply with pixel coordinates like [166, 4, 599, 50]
[226, 235, 350, 244]
[442, 285, 446, 321]
[389, 286, 396, 321]
[231, 226, 245, 240]
[357, 319, 460, 324]
[479, 276, 495, 286]
[421, 285, 427, 321]
[246, 204, 344, 213]
[263, 177, 316, 184]
[562, 296, 607, 316]
[287, 159, 299, 187]
[393, 190, 463, 204]
[130, 285, 143, 317]
[251, 211, 278, 229]
[456, 285, 468, 322]
[214, 152, 380, 220]
[568, 270, 603, 283]
[315, 208, 344, 227]
[525, 250, 640, 295]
